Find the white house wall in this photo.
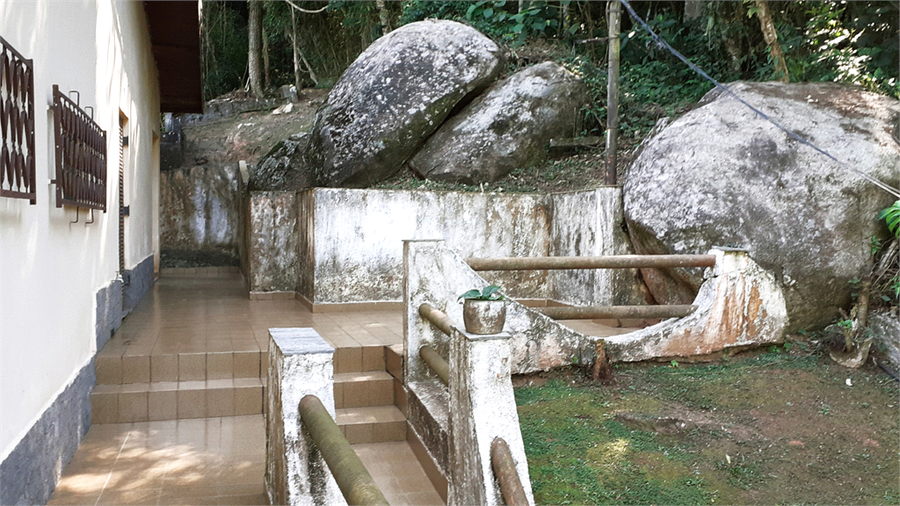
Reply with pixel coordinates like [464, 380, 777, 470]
[0, 1, 160, 503]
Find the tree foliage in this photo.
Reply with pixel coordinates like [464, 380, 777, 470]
[199, 0, 899, 133]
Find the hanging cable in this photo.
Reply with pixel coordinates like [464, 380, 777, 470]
[284, 0, 328, 15]
[618, 0, 900, 199]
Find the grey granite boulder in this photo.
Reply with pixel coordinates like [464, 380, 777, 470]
[305, 19, 503, 187]
[409, 62, 587, 185]
[623, 81, 900, 331]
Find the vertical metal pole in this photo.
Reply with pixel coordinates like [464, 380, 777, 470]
[605, 0, 621, 186]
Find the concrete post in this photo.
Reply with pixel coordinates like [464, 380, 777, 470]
[266, 328, 344, 506]
[448, 327, 534, 506]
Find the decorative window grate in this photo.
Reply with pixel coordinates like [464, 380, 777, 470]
[52, 85, 107, 211]
[0, 36, 36, 204]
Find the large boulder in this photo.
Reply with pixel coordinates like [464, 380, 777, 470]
[305, 19, 503, 187]
[250, 133, 310, 191]
[409, 62, 587, 184]
[623, 82, 900, 332]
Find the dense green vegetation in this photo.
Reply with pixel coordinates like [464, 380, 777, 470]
[201, 1, 898, 139]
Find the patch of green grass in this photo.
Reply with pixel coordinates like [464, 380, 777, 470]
[515, 350, 900, 505]
[517, 380, 714, 505]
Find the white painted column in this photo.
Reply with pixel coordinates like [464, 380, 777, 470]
[448, 328, 534, 506]
[266, 328, 344, 506]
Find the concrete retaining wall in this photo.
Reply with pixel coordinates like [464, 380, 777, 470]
[245, 187, 642, 307]
[159, 165, 241, 261]
[549, 188, 646, 306]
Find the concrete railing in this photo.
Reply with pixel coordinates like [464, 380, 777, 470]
[403, 240, 789, 503]
[267, 328, 390, 506]
[404, 240, 534, 506]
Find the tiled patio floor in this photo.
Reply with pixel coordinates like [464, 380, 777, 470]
[47, 270, 631, 505]
[101, 272, 404, 357]
[47, 272, 444, 506]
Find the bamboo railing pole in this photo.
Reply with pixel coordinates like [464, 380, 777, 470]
[466, 255, 716, 271]
[298, 395, 390, 506]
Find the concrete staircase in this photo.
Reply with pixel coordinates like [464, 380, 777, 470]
[90, 348, 267, 423]
[333, 344, 407, 444]
[90, 341, 408, 448]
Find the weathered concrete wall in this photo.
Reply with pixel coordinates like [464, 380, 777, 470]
[160, 165, 241, 259]
[549, 188, 646, 306]
[305, 188, 551, 304]
[248, 192, 300, 293]
[246, 187, 649, 307]
[604, 249, 788, 362]
[266, 328, 343, 506]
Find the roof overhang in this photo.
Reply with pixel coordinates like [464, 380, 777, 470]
[144, 1, 203, 113]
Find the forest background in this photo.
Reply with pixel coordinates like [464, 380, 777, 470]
[199, 0, 899, 143]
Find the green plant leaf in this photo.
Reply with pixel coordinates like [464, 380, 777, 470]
[482, 285, 502, 300]
[458, 289, 482, 301]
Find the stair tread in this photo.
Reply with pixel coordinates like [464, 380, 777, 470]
[336, 405, 406, 425]
[334, 370, 393, 383]
[92, 377, 264, 394]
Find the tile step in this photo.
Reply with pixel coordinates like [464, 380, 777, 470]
[337, 405, 407, 444]
[95, 350, 267, 385]
[334, 370, 394, 409]
[91, 378, 265, 424]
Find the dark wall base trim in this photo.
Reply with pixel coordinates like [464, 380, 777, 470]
[0, 358, 95, 505]
[123, 254, 155, 315]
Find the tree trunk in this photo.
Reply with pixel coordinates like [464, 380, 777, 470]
[248, 0, 263, 98]
[262, 23, 271, 90]
[606, 0, 621, 185]
[290, 8, 301, 90]
[375, 0, 391, 34]
[288, 7, 319, 88]
[753, 0, 790, 83]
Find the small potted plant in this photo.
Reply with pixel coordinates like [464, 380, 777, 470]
[458, 285, 506, 335]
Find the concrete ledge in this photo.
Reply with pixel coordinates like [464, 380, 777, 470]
[604, 249, 788, 362]
[250, 291, 296, 301]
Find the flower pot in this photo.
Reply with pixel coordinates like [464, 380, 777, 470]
[462, 298, 506, 335]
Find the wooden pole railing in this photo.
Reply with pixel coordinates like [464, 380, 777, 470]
[299, 395, 390, 506]
[417, 303, 452, 385]
[466, 254, 716, 271]
[536, 304, 697, 320]
[418, 303, 453, 336]
[419, 345, 449, 386]
[491, 438, 529, 506]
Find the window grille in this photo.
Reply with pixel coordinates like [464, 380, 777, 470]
[52, 85, 107, 211]
[0, 36, 36, 204]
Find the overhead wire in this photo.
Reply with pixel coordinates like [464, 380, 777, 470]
[617, 0, 900, 199]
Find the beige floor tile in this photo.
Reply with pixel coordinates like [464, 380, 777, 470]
[95, 487, 162, 505]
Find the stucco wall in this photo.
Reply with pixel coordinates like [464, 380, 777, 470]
[549, 188, 647, 306]
[247, 187, 644, 306]
[0, 1, 160, 500]
[305, 188, 552, 304]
